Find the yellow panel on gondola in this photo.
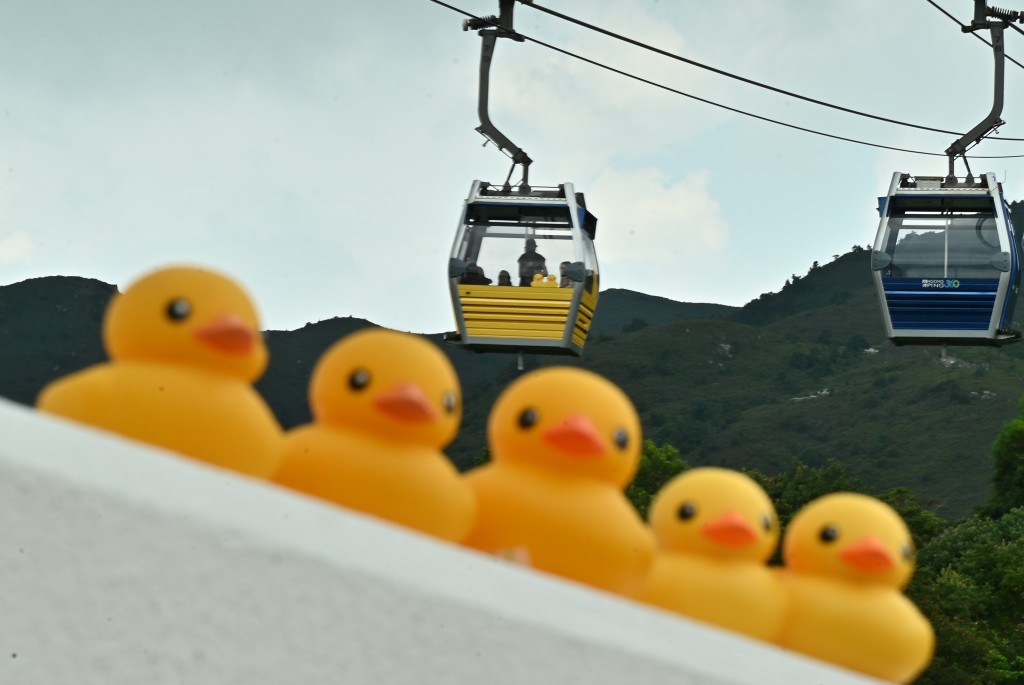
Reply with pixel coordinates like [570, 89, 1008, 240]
[466, 327, 565, 340]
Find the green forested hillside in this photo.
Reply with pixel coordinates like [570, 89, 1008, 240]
[448, 242, 1024, 519]
[2, 205, 1023, 519]
[587, 288, 736, 336]
[4, 204, 1024, 682]
[0, 276, 112, 406]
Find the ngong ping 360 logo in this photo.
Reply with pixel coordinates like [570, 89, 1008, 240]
[921, 279, 960, 289]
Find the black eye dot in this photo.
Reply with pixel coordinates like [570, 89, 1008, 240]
[677, 502, 698, 521]
[762, 514, 773, 532]
[612, 428, 629, 450]
[442, 391, 457, 414]
[819, 525, 839, 543]
[349, 369, 371, 391]
[166, 298, 191, 321]
[518, 408, 537, 429]
[901, 544, 914, 561]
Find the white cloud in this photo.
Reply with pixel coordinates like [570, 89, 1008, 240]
[589, 167, 728, 265]
[0, 230, 34, 265]
[580, 166, 749, 305]
[480, 3, 735, 180]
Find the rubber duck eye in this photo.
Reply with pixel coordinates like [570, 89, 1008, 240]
[677, 502, 698, 521]
[166, 298, 191, 321]
[518, 408, 538, 429]
[612, 428, 629, 450]
[349, 369, 371, 391]
[761, 514, 773, 531]
[819, 525, 839, 543]
[442, 391, 457, 414]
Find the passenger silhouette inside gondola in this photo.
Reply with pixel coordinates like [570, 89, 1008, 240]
[518, 238, 548, 286]
[461, 263, 492, 285]
[559, 261, 572, 288]
[497, 270, 513, 286]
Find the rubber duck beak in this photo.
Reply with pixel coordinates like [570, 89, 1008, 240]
[840, 536, 894, 573]
[701, 510, 757, 547]
[194, 313, 256, 354]
[542, 414, 608, 457]
[374, 382, 439, 422]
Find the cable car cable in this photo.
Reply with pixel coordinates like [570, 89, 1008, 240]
[427, 0, 1024, 159]
[923, 0, 1024, 68]
[522, 1, 1024, 142]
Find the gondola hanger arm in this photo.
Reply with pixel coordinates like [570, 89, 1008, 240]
[465, 0, 533, 191]
[946, 1, 1023, 181]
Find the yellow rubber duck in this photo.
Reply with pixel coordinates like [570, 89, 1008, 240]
[463, 366, 654, 595]
[37, 265, 283, 477]
[777, 492, 934, 683]
[272, 328, 475, 542]
[632, 467, 787, 642]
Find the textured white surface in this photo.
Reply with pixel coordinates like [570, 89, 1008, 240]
[0, 398, 882, 684]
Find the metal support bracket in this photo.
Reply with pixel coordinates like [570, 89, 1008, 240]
[945, 1, 1022, 181]
[464, 0, 533, 191]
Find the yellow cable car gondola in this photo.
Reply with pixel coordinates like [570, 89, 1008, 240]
[447, 180, 599, 356]
[444, 0, 600, 359]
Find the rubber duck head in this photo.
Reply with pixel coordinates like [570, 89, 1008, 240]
[103, 265, 267, 382]
[487, 366, 641, 487]
[783, 492, 915, 588]
[309, 328, 461, 448]
[648, 467, 779, 562]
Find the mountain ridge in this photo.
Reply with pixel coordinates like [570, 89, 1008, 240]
[3, 207, 1024, 519]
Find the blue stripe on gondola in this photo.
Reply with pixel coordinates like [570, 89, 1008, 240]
[882, 278, 997, 330]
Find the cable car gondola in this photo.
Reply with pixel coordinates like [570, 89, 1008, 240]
[444, 0, 600, 359]
[872, 172, 1020, 345]
[871, 1, 1023, 346]
[447, 180, 599, 356]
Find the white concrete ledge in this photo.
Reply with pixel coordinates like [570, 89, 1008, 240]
[0, 398, 881, 684]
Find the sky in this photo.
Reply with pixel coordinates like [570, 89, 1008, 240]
[2, 0, 1024, 333]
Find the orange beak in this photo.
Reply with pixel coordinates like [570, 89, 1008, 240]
[374, 382, 438, 422]
[840, 536, 894, 573]
[194, 313, 256, 354]
[542, 414, 608, 458]
[701, 511, 758, 547]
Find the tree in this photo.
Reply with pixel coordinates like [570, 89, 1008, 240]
[625, 440, 689, 518]
[748, 459, 863, 541]
[982, 409, 1024, 517]
[878, 486, 949, 550]
[622, 318, 649, 334]
[910, 509, 1024, 684]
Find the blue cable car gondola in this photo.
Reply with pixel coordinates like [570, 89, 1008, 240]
[871, 0, 1023, 346]
[871, 172, 1021, 345]
[443, 0, 601, 358]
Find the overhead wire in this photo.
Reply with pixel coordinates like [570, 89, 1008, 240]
[524, 0, 1024, 143]
[923, 0, 1024, 69]
[428, 0, 1024, 159]
[524, 2, 963, 138]
[919, 0, 1024, 153]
